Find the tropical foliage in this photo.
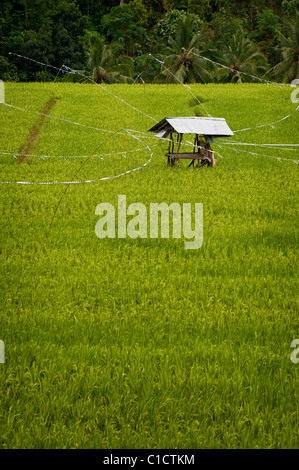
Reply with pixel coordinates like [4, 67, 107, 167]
[160, 16, 211, 83]
[270, 18, 299, 83]
[87, 35, 134, 83]
[212, 28, 269, 83]
[0, 0, 298, 83]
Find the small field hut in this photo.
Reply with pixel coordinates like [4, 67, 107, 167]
[148, 117, 234, 167]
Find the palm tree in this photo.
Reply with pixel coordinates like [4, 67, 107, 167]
[212, 28, 268, 83]
[87, 35, 134, 84]
[160, 16, 212, 84]
[270, 19, 299, 83]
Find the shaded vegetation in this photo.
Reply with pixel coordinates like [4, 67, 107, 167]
[0, 0, 298, 83]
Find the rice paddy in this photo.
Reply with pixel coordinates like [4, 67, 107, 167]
[0, 82, 298, 449]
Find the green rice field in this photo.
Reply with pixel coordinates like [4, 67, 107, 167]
[0, 82, 298, 448]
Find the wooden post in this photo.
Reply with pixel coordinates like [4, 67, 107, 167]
[176, 133, 183, 155]
[206, 142, 214, 166]
[170, 133, 174, 153]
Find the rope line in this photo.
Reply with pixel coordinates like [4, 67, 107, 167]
[233, 105, 299, 133]
[8, 52, 158, 123]
[64, 65, 158, 123]
[217, 142, 299, 147]
[216, 142, 299, 151]
[1, 51, 298, 183]
[0, 130, 154, 185]
[216, 143, 299, 164]
[149, 53, 212, 118]
[2, 102, 127, 135]
[192, 51, 293, 87]
[149, 51, 298, 134]
[0, 145, 159, 159]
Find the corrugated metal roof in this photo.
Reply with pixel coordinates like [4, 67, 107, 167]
[148, 117, 234, 137]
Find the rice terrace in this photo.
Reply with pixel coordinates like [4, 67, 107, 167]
[0, 45, 299, 451]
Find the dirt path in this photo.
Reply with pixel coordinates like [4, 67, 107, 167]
[18, 96, 57, 163]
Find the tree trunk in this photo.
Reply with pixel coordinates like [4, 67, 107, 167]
[23, 0, 29, 27]
[120, 0, 125, 5]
